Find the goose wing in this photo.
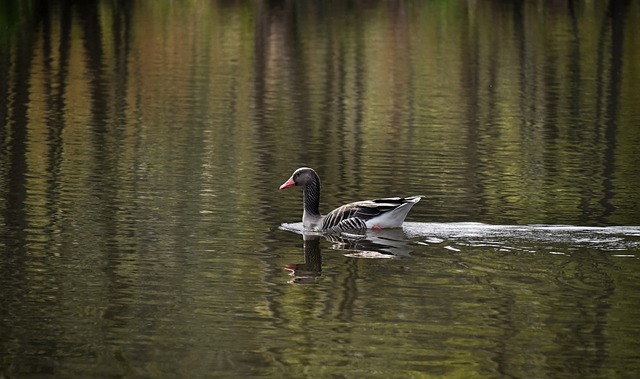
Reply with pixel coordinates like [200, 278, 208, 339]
[321, 196, 421, 232]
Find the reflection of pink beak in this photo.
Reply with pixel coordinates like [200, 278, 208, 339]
[279, 177, 296, 190]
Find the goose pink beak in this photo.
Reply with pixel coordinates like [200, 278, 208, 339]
[279, 177, 296, 190]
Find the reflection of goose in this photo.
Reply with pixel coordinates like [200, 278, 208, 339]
[280, 167, 421, 233]
[284, 234, 323, 284]
[281, 227, 414, 283]
[323, 228, 414, 257]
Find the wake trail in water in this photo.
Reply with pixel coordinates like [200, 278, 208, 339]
[402, 222, 640, 254]
[281, 222, 640, 257]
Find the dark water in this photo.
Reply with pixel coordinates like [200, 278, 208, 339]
[2, 0, 640, 377]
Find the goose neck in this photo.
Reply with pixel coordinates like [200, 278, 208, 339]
[303, 179, 321, 216]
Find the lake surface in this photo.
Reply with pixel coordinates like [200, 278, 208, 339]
[1, 0, 640, 377]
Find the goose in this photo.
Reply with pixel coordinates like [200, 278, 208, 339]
[279, 167, 421, 233]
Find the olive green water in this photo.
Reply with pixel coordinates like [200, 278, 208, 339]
[1, 1, 640, 378]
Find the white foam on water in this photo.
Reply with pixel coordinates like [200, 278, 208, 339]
[279, 222, 640, 256]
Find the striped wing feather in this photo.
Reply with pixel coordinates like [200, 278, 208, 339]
[321, 197, 418, 232]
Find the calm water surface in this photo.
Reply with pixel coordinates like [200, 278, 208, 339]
[2, 1, 640, 378]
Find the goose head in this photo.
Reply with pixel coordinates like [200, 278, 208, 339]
[279, 167, 319, 190]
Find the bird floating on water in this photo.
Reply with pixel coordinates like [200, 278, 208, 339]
[279, 167, 421, 233]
